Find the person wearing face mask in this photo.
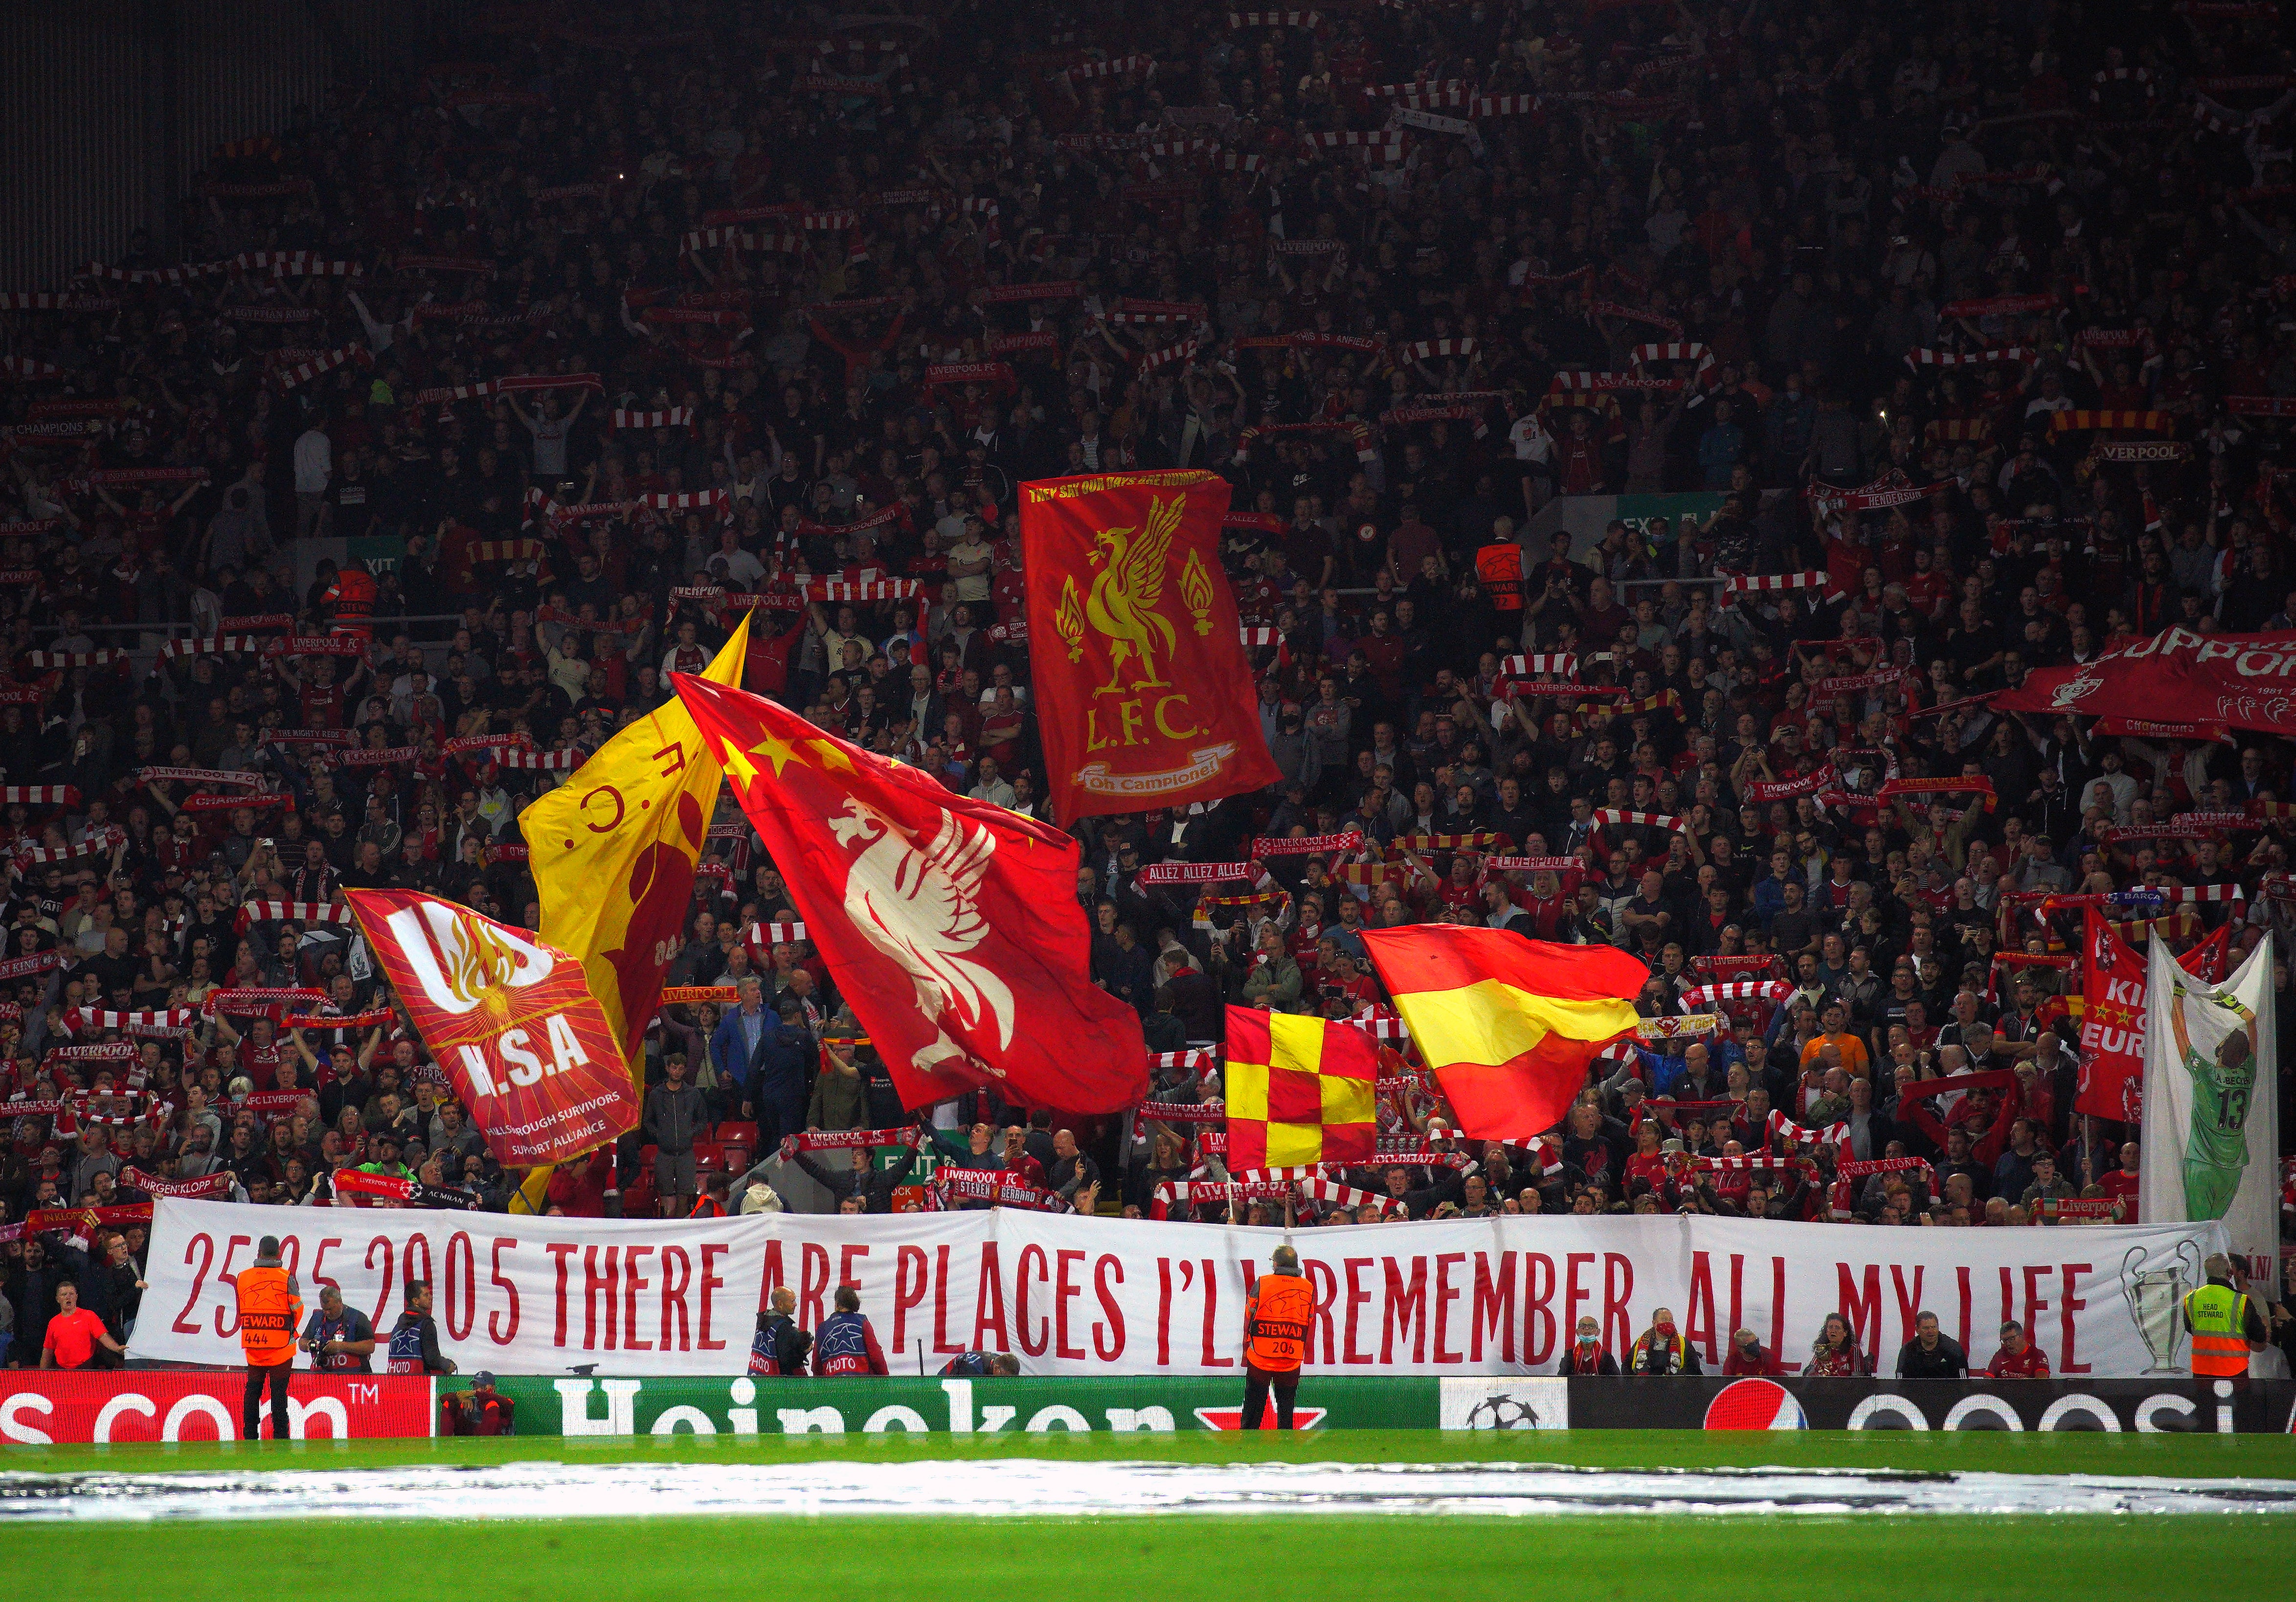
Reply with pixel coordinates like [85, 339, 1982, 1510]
[1628, 1306, 1703, 1374]
[1556, 1314, 1620, 1375]
[1721, 1327, 1786, 1376]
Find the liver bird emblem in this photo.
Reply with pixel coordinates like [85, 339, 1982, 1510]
[1083, 491, 1185, 695]
[826, 796, 1014, 1077]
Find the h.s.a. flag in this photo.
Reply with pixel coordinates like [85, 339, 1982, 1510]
[524, 612, 750, 1089]
[2075, 912, 2231, 1121]
[1358, 926, 1645, 1139]
[1020, 469, 1280, 824]
[344, 889, 640, 1166]
[672, 672, 1149, 1112]
[1222, 1005, 1377, 1169]
[2139, 932, 2281, 1289]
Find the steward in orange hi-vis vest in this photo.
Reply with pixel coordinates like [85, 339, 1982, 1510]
[236, 1264, 300, 1362]
[1246, 1271, 1312, 1369]
[321, 560, 378, 636]
[1241, 1246, 1313, 1430]
[1476, 542, 1525, 611]
[229, 1236, 304, 1441]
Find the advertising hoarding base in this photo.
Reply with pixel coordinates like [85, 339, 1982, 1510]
[10, 1372, 2286, 1442]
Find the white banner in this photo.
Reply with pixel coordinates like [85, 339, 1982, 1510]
[2141, 933, 2282, 1289]
[136, 1201, 2229, 1376]
[130, 1202, 775, 1376]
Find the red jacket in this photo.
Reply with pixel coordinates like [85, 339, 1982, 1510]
[1722, 1341, 1785, 1376]
[547, 1149, 615, 1217]
[1986, 1341, 2051, 1378]
[1903, 1070, 2024, 1169]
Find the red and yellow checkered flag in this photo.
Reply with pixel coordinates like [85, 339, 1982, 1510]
[1222, 1005, 1377, 1169]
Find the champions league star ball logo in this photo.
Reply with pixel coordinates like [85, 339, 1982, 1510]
[1463, 1394, 1544, 1430]
[1703, 1379, 1809, 1430]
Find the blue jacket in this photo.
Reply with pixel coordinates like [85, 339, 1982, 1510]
[754, 1023, 816, 1102]
[1697, 422, 1745, 487]
[813, 1310, 885, 1375]
[1639, 1039, 1747, 1097]
[711, 1008, 813, 1096]
[1749, 873, 1790, 927]
[709, 1007, 773, 1094]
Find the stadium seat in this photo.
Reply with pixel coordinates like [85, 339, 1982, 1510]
[621, 1168, 658, 1218]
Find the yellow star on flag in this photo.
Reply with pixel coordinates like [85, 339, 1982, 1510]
[718, 737, 762, 789]
[806, 738, 853, 772]
[754, 729, 806, 779]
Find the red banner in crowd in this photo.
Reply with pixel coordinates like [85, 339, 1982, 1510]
[344, 890, 641, 1165]
[2075, 911, 2231, 1122]
[1019, 469, 1280, 823]
[1997, 627, 2296, 736]
[673, 673, 1150, 1115]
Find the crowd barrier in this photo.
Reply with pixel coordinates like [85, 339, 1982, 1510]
[8, 1372, 2288, 1442]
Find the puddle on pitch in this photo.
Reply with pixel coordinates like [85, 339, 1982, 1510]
[6, 1460, 2296, 1522]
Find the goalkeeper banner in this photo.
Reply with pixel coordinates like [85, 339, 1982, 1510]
[2140, 933, 2280, 1290]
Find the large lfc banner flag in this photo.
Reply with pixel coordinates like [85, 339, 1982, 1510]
[525, 613, 750, 1090]
[344, 890, 640, 1165]
[672, 672, 1149, 1112]
[1996, 625, 2296, 737]
[1019, 469, 1280, 824]
[2139, 932, 2281, 1290]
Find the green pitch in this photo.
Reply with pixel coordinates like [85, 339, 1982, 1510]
[5, 1433, 2293, 1600]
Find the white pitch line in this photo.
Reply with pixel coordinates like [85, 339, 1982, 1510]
[9, 1461, 2296, 1522]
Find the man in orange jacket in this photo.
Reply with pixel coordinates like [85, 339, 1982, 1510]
[224, 1235, 303, 1441]
[1241, 1244, 1312, 1430]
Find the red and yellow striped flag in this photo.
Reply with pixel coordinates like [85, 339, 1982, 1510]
[1221, 1005, 1377, 1169]
[1359, 926, 1645, 1140]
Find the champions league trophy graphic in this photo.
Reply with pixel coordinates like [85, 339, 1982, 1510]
[2122, 1240, 2204, 1374]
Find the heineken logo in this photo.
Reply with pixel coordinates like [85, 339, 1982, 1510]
[481, 1374, 1429, 1435]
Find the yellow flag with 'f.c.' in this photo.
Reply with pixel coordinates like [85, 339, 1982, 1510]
[524, 611, 751, 1094]
[509, 614, 750, 1212]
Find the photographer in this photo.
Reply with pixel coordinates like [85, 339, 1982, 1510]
[299, 1284, 377, 1374]
[441, 1371, 516, 1436]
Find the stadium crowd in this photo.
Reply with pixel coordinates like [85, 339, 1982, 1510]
[6, 0, 2296, 1369]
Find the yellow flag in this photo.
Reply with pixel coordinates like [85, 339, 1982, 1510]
[508, 617, 748, 1213]
[526, 612, 750, 1088]
[509, 1164, 554, 1216]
